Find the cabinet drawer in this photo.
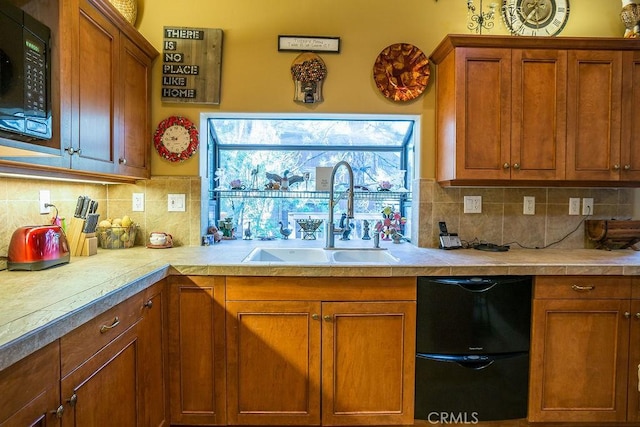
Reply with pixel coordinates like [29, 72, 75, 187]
[61, 292, 144, 376]
[534, 276, 631, 299]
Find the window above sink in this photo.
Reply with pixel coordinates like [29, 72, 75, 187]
[203, 113, 418, 242]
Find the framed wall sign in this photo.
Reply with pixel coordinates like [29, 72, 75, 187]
[278, 35, 340, 53]
[162, 27, 223, 104]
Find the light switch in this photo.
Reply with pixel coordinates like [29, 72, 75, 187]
[168, 194, 186, 212]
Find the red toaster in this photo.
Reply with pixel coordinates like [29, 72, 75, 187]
[7, 225, 70, 271]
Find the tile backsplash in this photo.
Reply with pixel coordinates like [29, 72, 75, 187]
[0, 175, 634, 255]
[411, 179, 636, 249]
[0, 176, 202, 256]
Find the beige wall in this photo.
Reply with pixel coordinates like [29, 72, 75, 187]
[136, 0, 625, 178]
[0, 1, 633, 252]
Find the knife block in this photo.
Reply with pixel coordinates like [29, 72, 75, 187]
[67, 218, 97, 256]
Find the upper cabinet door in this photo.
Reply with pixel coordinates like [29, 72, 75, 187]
[621, 51, 640, 182]
[70, 0, 119, 175]
[511, 49, 567, 181]
[566, 50, 623, 181]
[116, 36, 152, 178]
[451, 47, 512, 181]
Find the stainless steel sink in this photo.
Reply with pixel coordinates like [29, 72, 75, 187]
[243, 247, 330, 263]
[330, 249, 399, 263]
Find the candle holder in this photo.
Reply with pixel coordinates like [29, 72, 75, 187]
[467, 0, 497, 34]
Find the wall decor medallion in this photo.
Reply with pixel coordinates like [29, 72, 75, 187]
[290, 52, 327, 104]
[153, 116, 199, 162]
[502, 0, 570, 36]
[109, 0, 137, 26]
[372, 43, 430, 102]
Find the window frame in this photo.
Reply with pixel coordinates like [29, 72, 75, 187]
[199, 112, 420, 239]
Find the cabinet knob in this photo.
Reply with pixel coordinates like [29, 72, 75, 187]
[119, 158, 127, 165]
[624, 164, 632, 171]
[311, 313, 320, 320]
[323, 315, 332, 322]
[636, 313, 640, 319]
[65, 147, 82, 156]
[52, 404, 64, 418]
[625, 312, 632, 319]
[513, 163, 520, 170]
[67, 393, 77, 407]
[613, 164, 621, 171]
[502, 162, 510, 169]
[143, 300, 153, 309]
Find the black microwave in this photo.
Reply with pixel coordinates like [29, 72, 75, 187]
[0, 0, 52, 142]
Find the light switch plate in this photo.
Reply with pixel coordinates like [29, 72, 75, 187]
[463, 196, 482, 214]
[132, 193, 144, 212]
[39, 190, 50, 214]
[168, 194, 186, 212]
[523, 196, 535, 215]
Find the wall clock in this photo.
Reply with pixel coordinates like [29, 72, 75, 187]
[153, 116, 199, 162]
[502, 0, 570, 37]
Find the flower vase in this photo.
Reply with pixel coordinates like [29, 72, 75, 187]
[109, 0, 138, 26]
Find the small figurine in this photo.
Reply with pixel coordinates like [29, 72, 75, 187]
[243, 221, 253, 240]
[361, 219, 371, 240]
[339, 213, 354, 241]
[279, 221, 292, 239]
[266, 170, 304, 190]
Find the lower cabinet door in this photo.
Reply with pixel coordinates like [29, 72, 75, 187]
[61, 324, 139, 427]
[167, 276, 227, 426]
[528, 298, 630, 423]
[321, 301, 416, 426]
[226, 300, 322, 426]
[627, 299, 640, 422]
[0, 341, 61, 427]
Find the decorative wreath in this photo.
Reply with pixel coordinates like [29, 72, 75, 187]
[153, 115, 200, 162]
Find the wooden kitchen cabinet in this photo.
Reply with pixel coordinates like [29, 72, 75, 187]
[0, 341, 61, 427]
[565, 50, 623, 182]
[430, 35, 640, 187]
[167, 276, 227, 426]
[2, 0, 157, 182]
[528, 276, 634, 423]
[225, 276, 416, 426]
[432, 36, 567, 185]
[62, 0, 155, 179]
[59, 280, 166, 427]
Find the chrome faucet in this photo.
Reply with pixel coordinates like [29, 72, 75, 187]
[326, 161, 354, 249]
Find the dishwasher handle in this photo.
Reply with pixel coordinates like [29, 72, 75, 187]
[417, 352, 527, 370]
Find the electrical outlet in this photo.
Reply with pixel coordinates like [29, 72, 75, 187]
[569, 198, 580, 215]
[523, 196, 535, 215]
[39, 190, 50, 214]
[582, 198, 594, 216]
[132, 193, 144, 212]
[463, 196, 482, 214]
[168, 194, 186, 212]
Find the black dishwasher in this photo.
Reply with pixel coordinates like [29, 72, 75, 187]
[415, 276, 532, 422]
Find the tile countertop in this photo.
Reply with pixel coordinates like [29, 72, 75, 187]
[2, 239, 640, 371]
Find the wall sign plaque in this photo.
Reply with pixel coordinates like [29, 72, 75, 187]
[278, 35, 340, 53]
[162, 27, 223, 104]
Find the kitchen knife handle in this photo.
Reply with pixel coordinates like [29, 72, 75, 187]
[74, 196, 84, 217]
